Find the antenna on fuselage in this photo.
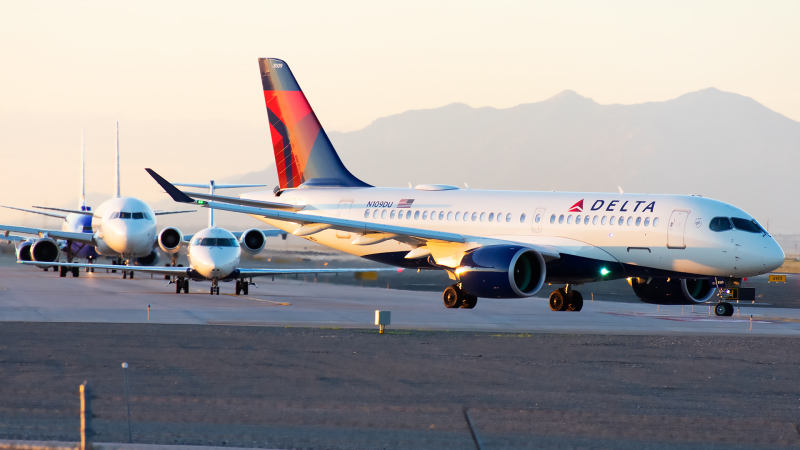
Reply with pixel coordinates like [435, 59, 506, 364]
[115, 121, 121, 198]
[80, 129, 86, 210]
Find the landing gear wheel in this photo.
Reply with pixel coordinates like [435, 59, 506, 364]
[566, 290, 583, 311]
[549, 289, 567, 311]
[59, 266, 68, 277]
[129, 271, 134, 279]
[443, 285, 463, 308]
[460, 294, 478, 309]
[183, 280, 190, 293]
[242, 282, 249, 295]
[235, 281, 242, 295]
[71, 267, 79, 277]
[123, 270, 127, 279]
[714, 302, 734, 317]
[176, 279, 183, 294]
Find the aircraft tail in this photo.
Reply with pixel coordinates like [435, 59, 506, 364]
[258, 58, 370, 190]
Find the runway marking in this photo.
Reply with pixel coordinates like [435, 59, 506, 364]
[604, 311, 778, 323]
[219, 292, 290, 305]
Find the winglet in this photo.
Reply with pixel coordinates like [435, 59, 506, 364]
[145, 169, 196, 204]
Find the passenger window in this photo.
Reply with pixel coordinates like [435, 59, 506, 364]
[471, 212, 477, 221]
[610, 216, 616, 225]
[431, 210, 436, 220]
[373, 210, 379, 219]
[381, 210, 387, 219]
[390, 210, 396, 219]
[496, 212, 502, 222]
[480, 212, 486, 222]
[398, 210, 404, 219]
[558, 214, 564, 224]
[414, 210, 420, 220]
[519, 213, 525, 223]
[584, 216, 590, 225]
[407, 211, 412, 220]
[567, 215, 573, 224]
[364, 209, 370, 218]
[592, 215, 598, 225]
[653, 217, 659, 227]
[619, 217, 625, 226]
[626, 217, 633, 226]
[489, 212, 495, 222]
[550, 214, 556, 224]
[455, 212, 461, 221]
[464, 212, 469, 221]
[709, 217, 733, 232]
[422, 211, 428, 220]
[575, 215, 581, 224]
[438, 211, 444, 220]
[447, 211, 453, 221]
[505, 213, 511, 222]
[635, 217, 641, 226]
[644, 217, 650, 226]
[601, 216, 607, 225]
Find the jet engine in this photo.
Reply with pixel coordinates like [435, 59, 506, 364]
[628, 277, 717, 305]
[16, 240, 33, 262]
[136, 250, 159, 266]
[19, 238, 61, 269]
[455, 245, 546, 298]
[158, 227, 183, 254]
[240, 229, 266, 254]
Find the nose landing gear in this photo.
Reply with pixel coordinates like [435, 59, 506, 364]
[210, 279, 220, 295]
[549, 285, 583, 311]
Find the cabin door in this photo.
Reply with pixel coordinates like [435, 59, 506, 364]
[667, 210, 689, 249]
[336, 200, 353, 239]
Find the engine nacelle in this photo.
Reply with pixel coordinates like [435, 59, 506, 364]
[16, 240, 33, 262]
[26, 238, 61, 269]
[456, 245, 546, 298]
[136, 250, 159, 266]
[240, 229, 266, 254]
[158, 227, 183, 254]
[629, 277, 717, 305]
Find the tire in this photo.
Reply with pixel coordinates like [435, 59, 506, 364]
[176, 279, 183, 294]
[549, 290, 566, 311]
[460, 294, 478, 309]
[59, 266, 67, 277]
[443, 285, 463, 308]
[243, 283, 249, 295]
[183, 280, 190, 293]
[123, 270, 127, 279]
[566, 291, 583, 311]
[235, 281, 241, 295]
[714, 303, 727, 316]
[72, 267, 79, 277]
[130, 271, 134, 279]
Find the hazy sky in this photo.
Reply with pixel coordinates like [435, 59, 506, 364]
[1, 1, 798, 221]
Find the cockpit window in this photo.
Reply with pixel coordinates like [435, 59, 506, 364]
[196, 238, 238, 247]
[731, 217, 763, 233]
[110, 212, 120, 219]
[191, 237, 201, 245]
[132, 212, 144, 219]
[709, 217, 733, 232]
[119, 212, 132, 219]
[143, 212, 151, 220]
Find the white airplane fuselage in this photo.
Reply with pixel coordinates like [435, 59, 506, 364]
[187, 227, 241, 279]
[91, 197, 157, 259]
[242, 187, 784, 282]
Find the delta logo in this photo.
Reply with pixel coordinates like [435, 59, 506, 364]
[568, 200, 583, 212]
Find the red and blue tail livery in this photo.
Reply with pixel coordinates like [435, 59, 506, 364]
[258, 58, 369, 190]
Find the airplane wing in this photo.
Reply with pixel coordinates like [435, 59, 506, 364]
[31, 206, 93, 216]
[19, 260, 188, 276]
[0, 225, 95, 245]
[147, 168, 561, 259]
[238, 267, 399, 278]
[153, 210, 197, 216]
[3, 234, 29, 243]
[1, 205, 68, 219]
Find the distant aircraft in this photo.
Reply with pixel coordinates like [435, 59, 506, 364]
[28, 181, 389, 295]
[147, 57, 784, 316]
[1, 123, 195, 278]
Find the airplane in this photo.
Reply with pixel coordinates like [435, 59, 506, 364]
[25, 181, 391, 295]
[145, 57, 785, 316]
[1, 123, 195, 278]
[3, 130, 98, 270]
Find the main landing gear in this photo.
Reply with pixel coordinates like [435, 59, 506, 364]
[59, 266, 79, 278]
[714, 302, 734, 317]
[235, 279, 250, 296]
[549, 285, 583, 311]
[175, 278, 189, 294]
[442, 284, 478, 309]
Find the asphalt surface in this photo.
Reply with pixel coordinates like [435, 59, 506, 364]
[1, 322, 799, 450]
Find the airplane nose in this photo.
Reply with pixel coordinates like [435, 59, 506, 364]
[762, 238, 785, 273]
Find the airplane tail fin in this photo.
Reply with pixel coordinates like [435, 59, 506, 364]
[258, 58, 370, 190]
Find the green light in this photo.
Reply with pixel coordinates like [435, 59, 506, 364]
[197, 200, 207, 205]
[600, 268, 610, 276]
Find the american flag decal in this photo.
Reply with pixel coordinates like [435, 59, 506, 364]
[398, 199, 414, 208]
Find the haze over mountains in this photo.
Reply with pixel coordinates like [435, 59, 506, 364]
[8, 88, 800, 237]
